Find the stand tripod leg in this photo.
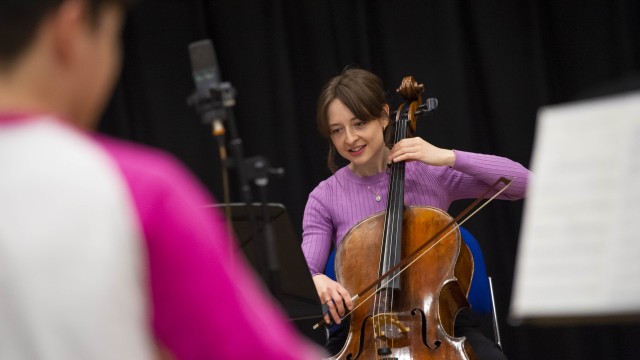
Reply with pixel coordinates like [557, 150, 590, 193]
[488, 276, 503, 351]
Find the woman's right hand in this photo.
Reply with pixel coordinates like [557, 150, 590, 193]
[312, 274, 353, 325]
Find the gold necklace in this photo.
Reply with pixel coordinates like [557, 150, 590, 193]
[367, 186, 382, 202]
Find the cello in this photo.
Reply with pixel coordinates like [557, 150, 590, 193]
[329, 76, 477, 360]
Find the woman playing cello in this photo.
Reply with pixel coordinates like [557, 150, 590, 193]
[301, 68, 531, 359]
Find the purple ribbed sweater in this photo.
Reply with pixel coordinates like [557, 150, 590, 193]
[301, 150, 531, 275]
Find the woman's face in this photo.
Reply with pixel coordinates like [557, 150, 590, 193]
[327, 98, 389, 176]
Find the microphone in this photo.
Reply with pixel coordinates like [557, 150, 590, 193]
[187, 39, 235, 158]
[189, 39, 222, 93]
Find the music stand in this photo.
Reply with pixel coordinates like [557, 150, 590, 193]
[211, 202, 325, 344]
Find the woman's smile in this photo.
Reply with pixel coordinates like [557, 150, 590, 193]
[348, 145, 366, 156]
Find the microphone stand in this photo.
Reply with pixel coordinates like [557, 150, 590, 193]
[243, 155, 285, 298]
[188, 81, 284, 296]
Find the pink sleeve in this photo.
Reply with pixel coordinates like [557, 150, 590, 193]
[96, 136, 323, 360]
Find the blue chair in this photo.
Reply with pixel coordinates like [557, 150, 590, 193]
[323, 226, 492, 315]
[459, 227, 492, 315]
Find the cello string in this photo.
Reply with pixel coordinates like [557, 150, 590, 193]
[374, 105, 405, 351]
[376, 115, 398, 349]
[389, 111, 406, 347]
[313, 178, 513, 329]
[388, 102, 417, 347]
[387, 115, 406, 348]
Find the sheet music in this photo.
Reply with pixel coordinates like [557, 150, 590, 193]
[510, 91, 640, 323]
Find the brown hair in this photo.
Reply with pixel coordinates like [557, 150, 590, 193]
[317, 68, 389, 173]
[0, 0, 137, 68]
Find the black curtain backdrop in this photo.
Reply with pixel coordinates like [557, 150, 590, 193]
[100, 1, 640, 359]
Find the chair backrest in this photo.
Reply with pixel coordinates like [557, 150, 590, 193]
[459, 227, 492, 314]
[324, 247, 338, 281]
[323, 226, 493, 315]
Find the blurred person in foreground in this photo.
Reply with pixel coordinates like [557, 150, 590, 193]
[0, 0, 323, 359]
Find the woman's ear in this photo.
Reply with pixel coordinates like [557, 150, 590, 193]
[381, 104, 390, 128]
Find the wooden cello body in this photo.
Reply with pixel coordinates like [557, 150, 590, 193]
[329, 77, 477, 360]
[332, 207, 476, 359]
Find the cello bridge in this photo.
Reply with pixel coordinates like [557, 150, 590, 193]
[372, 313, 410, 340]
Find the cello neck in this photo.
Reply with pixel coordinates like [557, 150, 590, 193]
[377, 75, 424, 288]
[377, 113, 409, 287]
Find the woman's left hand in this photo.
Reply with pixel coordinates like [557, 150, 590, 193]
[388, 137, 456, 167]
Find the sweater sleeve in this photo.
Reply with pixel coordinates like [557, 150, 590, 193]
[446, 150, 531, 201]
[97, 136, 324, 360]
[301, 184, 335, 275]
